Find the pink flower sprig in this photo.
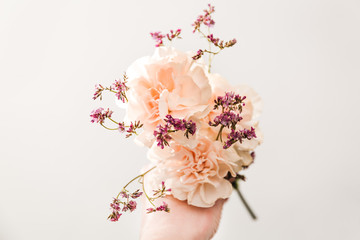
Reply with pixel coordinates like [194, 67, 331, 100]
[146, 181, 171, 214]
[108, 189, 142, 222]
[223, 127, 257, 149]
[90, 107, 113, 124]
[213, 92, 246, 112]
[192, 4, 237, 72]
[166, 29, 182, 41]
[209, 92, 257, 146]
[207, 34, 237, 50]
[154, 115, 197, 149]
[119, 121, 144, 138]
[192, 4, 215, 33]
[209, 111, 243, 130]
[152, 181, 171, 199]
[108, 167, 170, 222]
[150, 29, 182, 47]
[192, 49, 204, 60]
[90, 108, 143, 136]
[146, 202, 170, 214]
[93, 73, 129, 103]
[150, 32, 165, 47]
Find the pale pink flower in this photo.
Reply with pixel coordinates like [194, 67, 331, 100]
[147, 137, 241, 207]
[125, 47, 212, 147]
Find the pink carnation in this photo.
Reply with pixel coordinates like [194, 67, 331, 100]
[148, 137, 241, 207]
[125, 47, 212, 147]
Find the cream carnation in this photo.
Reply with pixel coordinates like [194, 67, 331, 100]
[125, 47, 212, 147]
[147, 137, 241, 207]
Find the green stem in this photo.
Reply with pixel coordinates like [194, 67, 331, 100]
[100, 123, 119, 131]
[208, 27, 212, 73]
[116, 166, 156, 199]
[216, 125, 224, 142]
[232, 181, 257, 220]
[108, 117, 119, 125]
[104, 87, 117, 94]
[142, 177, 156, 207]
[204, 49, 221, 55]
[123, 166, 156, 189]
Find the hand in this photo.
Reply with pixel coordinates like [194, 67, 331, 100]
[140, 195, 226, 240]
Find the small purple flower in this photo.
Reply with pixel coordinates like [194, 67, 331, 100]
[108, 198, 122, 222]
[122, 204, 129, 212]
[208, 34, 219, 45]
[125, 121, 143, 138]
[224, 127, 257, 149]
[119, 191, 129, 198]
[153, 181, 172, 198]
[131, 189, 143, 199]
[90, 108, 113, 124]
[192, 4, 215, 32]
[192, 49, 204, 60]
[108, 211, 122, 222]
[146, 208, 156, 214]
[154, 124, 172, 149]
[156, 202, 170, 213]
[166, 29, 182, 41]
[209, 111, 242, 129]
[155, 115, 197, 149]
[90, 107, 104, 123]
[93, 84, 104, 100]
[213, 92, 246, 112]
[150, 32, 165, 47]
[118, 122, 125, 132]
[127, 200, 137, 212]
[165, 115, 186, 131]
[112, 77, 129, 103]
[110, 198, 121, 211]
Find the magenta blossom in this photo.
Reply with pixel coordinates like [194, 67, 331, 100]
[224, 127, 257, 149]
[90, 108, 113, 124]
[150, 32, 165, 47]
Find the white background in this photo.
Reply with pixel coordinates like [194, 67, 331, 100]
[1, 0, 359, 239]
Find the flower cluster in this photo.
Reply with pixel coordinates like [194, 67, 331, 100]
[108, 168, 171, 221]
[108, 189, 143, 222]
[150, 32, 165, 47]
[214, 92, 246, 112]
[207, 34, 237, 50]
[209, 111, 242, 130]
[91, 4, 262, 222]
[90, 108, 143, 137]
[209, 92, 257, 148]
[118, 121, 143, 138]
[166, 29, 182, 41]
[154, 115, 196, 149]
[146, 182, 171, 213]
[192, 4, 215, 32]
[224, 127, 257, 149]
[90, 108, 113, 124]
[92, 74, 129, 102]
[150, 29, 182, 47]
[93, 84, 105, 100]
[192, 49, 204, 60]
[153, 181, 172, 198]
[112, 74, 129, 103]
[90, 76, 144, 136]
[146, 202, 170, 213]
[191, 4, 237, 72]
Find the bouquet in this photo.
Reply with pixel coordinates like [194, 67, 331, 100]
[90, 4, 263, 222]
